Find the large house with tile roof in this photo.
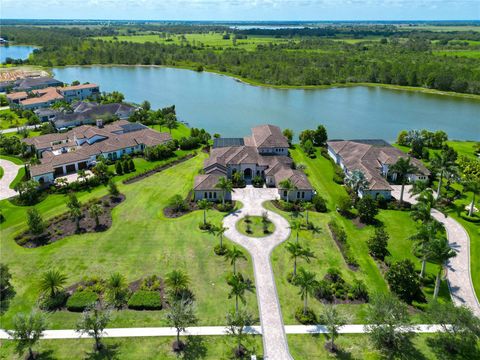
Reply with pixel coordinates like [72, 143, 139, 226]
[194, 124, 314, 202]
[23, 120, 171, 184]
[7, 83, 100, 110]
[327, 139, 430, 200]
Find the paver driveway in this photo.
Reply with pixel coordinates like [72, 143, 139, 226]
[223, 186, 293, 360]
[0, 159, 21, 200]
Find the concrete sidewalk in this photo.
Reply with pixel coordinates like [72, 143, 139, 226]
[0, 159, 21, 200]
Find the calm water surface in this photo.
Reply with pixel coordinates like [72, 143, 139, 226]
[53, 66, 480, 141]
[0, 45, 36, 62]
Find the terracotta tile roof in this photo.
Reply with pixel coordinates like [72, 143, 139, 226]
[250, 124, 289, 149]
[193, 173, 223, 191]
[59, 83, 99, 91]
[6, 91, 28, 100]
[327, 140, 430, 191]
[274, 168, 313, 190]
[20, 87, 64, 106]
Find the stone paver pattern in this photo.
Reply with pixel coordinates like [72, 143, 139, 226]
[223, 186, 293, 360]
[391, 185, 480, 317]
[0, 159, 21, 200]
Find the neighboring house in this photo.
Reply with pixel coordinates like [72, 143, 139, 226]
[35, 101, 137, 129]
[6, 83, 100, 110]
[0, 76, 63, 93]
[194, 124, 314, 202]
[327, 139, 430, 200]
[23, 120, 171, 184]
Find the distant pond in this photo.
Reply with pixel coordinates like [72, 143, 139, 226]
[53, 66, 480, 141]
[0, 45, 37, 63]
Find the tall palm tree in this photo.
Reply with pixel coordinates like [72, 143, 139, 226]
[463, 179, 480, 217]
[197, 199, 212, 225]
[215, 225, 228, 250]
[389, 157, 419, 204]
[289, 220, 302, 244]
[69, 206, 82, 233]
[89, 203, 104, 228]
[409, 220, 444, 278]
[286, 242, 315, 277]
[302, 202, 314, 225]
[345, 169, 369, 202]
[408, 180, 429, 196]
[279, 178, 296, 203]
[431, 153, 457, 200]
[295, 268, 318, 315]
[39, 269, 67, 298]
[227, 272, 255, 314]
[426, 236, 457, 299]
[410, 202, 432, 223]
[215, 177, 233, 206]
[165, 270, 190, 297]
[225, 246, 247, 274]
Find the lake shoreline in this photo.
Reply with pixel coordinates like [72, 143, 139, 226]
[48, 63, 480, 101]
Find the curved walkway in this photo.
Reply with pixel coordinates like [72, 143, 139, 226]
[391, 185, 480, 317]
[223, 186, 293, 360]
[0, 159, 21, 200]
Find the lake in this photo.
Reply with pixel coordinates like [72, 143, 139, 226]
[0, 45, 36, 63]
[52, 66, 480, 141]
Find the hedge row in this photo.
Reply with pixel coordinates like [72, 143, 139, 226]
[328, 220, 359, 269]
[127, 290, 162, 310]
[66, 290, 99, 312]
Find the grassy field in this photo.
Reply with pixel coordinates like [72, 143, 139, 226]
[0, 109, 29, 130]
[288, 333, 438, 359]
[236, 216, 275, 238]
[0, 335, 263, 359]
[95, 32, 292, 51]
[270, 147, 451, 325]
[0, 153, 259, 329]
[434, 50, 480, 59]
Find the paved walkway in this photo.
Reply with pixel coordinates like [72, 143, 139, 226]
[223, 186, 293, 360]
[0, 159, 21, 200]
[391, 185, 480, 317]
[0, 324, 446, 340]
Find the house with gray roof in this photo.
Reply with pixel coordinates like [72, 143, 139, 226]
[194, 124, 314, 202]
[23, 120, 171, 184]
[327, 139, 430, 200]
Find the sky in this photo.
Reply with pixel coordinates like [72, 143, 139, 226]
[1, 0, 479, 21]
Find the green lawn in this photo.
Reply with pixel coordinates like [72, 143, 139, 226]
[288, 333, 438, 359]
[236, 216, 275, 238]
[1, 335, 263, 360]
[149, 122, 190, 140]
[95, 32, 292, 51]
[270, 147, 450, 325]
[0, 153, 259, 329]
[0, 109, 28, 130]
[434, 50, 480, 59]
[0, 165, 3, 179]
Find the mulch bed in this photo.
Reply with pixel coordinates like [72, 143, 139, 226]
[327, 223, 359, 271]
[15, 194, 125, 248]
[122, 154, 195, 185]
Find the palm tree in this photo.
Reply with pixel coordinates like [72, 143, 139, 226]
[286, 242, 315, 277]
[213, 224, 228, 250]
[227, 272, 255, 314]
[410, 202, 432, 223]
[105, 273, 127, 308]
[426, 236, 457, 299]
[389, 157, 419, 204]
[302, 202, 314, 225]
[165, 270, 190, 297]
[225, 246, 247, 274]
[69, 206, 82, 233]
[408, 180, 429, 196]
[197, 199, 212, 226]
[295, 268, 318, 315]
[39, 269, 67, 298]
[463, 179, 480, 217]
[431, 152, 457, 200]
[89, 203, 104, 228]
[410, 220, 444, 278]
[344, 169, 369, 202]
[289, 220, 302, 244]
[279, 178, 296, 203]
[215, 177, 233, 206]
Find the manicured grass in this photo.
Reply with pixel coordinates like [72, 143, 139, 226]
[236, 216, 275, 238]
[1, 335, 264, 359]
[434, 50, 480, 59]
[0, 109, 28, 130]
[270, 147, 450, 324]
[446, 140, 478, 159]
[2, 130, 42, 139]
[96, 32, 292, 51]
[0, 153, 259, 329]
[149, 122, 190, 140]
[0, 154, 24, 165]
[288, 333, 437, 359]
[9, 166, 25, 189]
[0, 165, 3, 179]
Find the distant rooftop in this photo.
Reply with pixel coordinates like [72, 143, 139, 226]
[213, 138, 245, 148]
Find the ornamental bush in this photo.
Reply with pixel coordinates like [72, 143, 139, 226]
[312, 194, 327, 212]
[385, 259, 422, 304]
[127, 290, 162, 310]
[66, 290, 98, 312]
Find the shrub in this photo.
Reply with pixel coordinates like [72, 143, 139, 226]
[376, 195, 388, 209]
[337, 196, 352, 215]
[216, 202, 234, 212]
[367, 227, 390, 261]
[214, 244, 228, 256]
[127, 290, 162, 310]
[39, 291, 68, 311]
[357, 195, 379, 224]
[66, 291, 98, 312]
[333, 166, 345, 184]
[351, 279, 369, 301]
[168, 194, 187, 212]
[141, 275, 162, 292]
[312, 194, 327, 212]
[385, 259, 422, 304]
[295, 307, 317, 324]
[252, 176, 264, 188]
[179, 136, 201, 150]
[115, 161, 123, 175]
[315, 280, 334, 301]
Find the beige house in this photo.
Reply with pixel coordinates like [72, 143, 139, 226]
[194, 124, 314, 202]
[327, 139, 430, 199]
[24, 120, 171, 184]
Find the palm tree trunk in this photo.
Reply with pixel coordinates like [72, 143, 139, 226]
[400, 182, 405, 203]
[220, 234, 223, 249]
[203, 209, 206, 225]
[296, 231, 299, 244]
[235, 295, 239, 314]
[420, 258, 426, 278]
[434, 267, 442, 299]
[233, 260, 236, 274]
[293, 257, 297, 276]
[286, 190, 290, 203]
[306, 210, 309, 224]
[303, 293, 308, 315]
[437, 171, 443, 199]
[331, 336, 335, 350]
[177, 329, 180, 345]
[28, 347, 34, 359]
[222, 191, 226, 206]
[469, 192, 476, 217]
